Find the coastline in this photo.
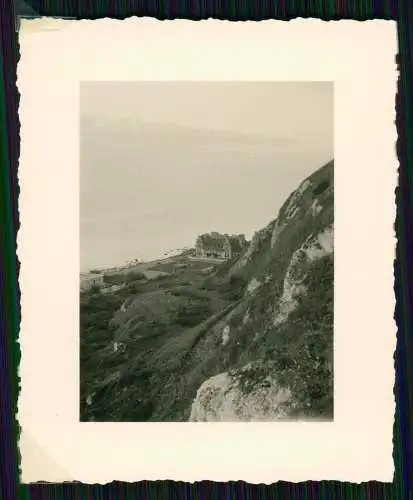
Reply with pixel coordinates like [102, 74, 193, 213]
[80, 247, 191, 276]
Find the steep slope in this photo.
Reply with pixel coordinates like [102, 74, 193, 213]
[186, 159, 334, 421]
[80, 160, 334, 422]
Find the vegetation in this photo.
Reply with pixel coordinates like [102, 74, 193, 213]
[263, 255, 334, 417]
[175, 302, 213, 327]
[313, 179, 330, 196]
[103, 273, 125, 285]
[125, 271, 146, 283]
[218, 274, 248, 301]
[80, 255, 233, 421]
[80, 289, 124, 419]
[80, 159, 334, 422]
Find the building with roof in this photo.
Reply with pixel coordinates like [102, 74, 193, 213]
[195, 232, 247, 261]
[80, 272, 104, 291]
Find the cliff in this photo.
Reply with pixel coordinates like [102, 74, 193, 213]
[187, 160, 334, 420]
[80, 159, 334, 422]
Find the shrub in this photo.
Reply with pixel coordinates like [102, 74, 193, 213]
[155, 273, 169, 281]
[126, 283, 142, 294]
[124, 271, 146, 283]
[90, 283, 101, 294]
[313, 180, 330, 196]
[200, 277, 217, 291]
[175, 302, 213, 327]
[219, 274, 248, 301]
[103, 273, 125, 285]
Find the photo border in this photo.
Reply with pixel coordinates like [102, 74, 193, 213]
[1, 0, 410, 498]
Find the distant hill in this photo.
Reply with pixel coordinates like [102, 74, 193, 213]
[80, 160, 334, 421]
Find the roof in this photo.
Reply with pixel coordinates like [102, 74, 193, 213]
[197, 233, 247, 253]
[197, 233, 227, 249]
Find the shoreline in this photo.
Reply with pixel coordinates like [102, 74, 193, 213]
[80, 248, 192, 276]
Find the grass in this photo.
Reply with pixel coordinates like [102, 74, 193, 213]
[80, 160, 334, 422]
[79, 253, 239, 421]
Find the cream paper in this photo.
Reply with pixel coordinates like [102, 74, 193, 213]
[17, 18, 398, 483]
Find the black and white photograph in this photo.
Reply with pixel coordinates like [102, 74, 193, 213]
[80, 81, 334, 422]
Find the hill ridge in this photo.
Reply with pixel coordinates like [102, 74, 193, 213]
[80, 159, 334, 422]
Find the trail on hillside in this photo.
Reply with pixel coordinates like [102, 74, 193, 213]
[80, 160, 334, 422]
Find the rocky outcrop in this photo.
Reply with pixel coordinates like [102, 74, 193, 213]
[229, 221, 275, 274]
[273, 225, 334, 326]
[189, 363, 292, 422]
[187, 160, 334, 421]
[80, 160, 334, 422]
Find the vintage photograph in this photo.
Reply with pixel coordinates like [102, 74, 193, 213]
[80, 81, 334, 422]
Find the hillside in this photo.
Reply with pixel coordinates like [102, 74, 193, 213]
[80, 159, 334, 421]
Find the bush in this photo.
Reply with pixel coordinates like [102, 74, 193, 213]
[155, 274, 169, 281]
[313, 180, 330, 196]
[125, 271, 146, 284]
[126, 283, 142, 294]
[219, 274, 248, 301]
[90, 283, 102, 294]
[103, 273, 125, 285]
[175, 302, 213, 327]
[200, 277, 217, 291]
[264, 253, 333, 418]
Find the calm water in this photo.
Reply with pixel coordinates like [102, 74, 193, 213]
[80, 121, 331, 272]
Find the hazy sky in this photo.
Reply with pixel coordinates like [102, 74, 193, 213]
[80, 82, 333, 271]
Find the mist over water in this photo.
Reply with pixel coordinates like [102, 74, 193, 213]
[80, 83, 333, 272]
